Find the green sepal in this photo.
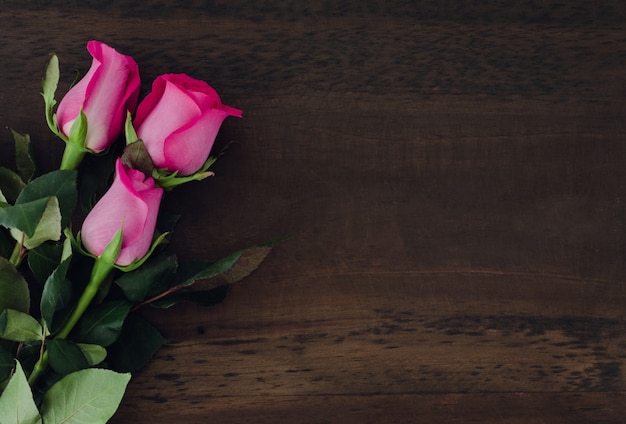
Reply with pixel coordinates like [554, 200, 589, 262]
[99, 227, 123, 266]
[60, 110, 89, 170]
[153, 156, 217, 189]
[68, 109, 88, 149]
[121, 139, 154, 177]
[67, 225, 169, 274]
[115, 231, 169, 272]
[124, 110, 139, 146]
[0, 309, 43, 342]
[153, 141, 236, 189]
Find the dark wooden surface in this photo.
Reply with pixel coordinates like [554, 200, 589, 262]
[2, 1, 626, 422]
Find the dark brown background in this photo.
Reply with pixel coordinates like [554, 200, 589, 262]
[1, 1, 626, 422]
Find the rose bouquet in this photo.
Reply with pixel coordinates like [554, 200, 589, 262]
[0, 41, 276, 423]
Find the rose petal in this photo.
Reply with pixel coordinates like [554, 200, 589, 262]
[136, 77, 202, 168]
[163, 108, 231, 175]
[81, 159, 163, 266]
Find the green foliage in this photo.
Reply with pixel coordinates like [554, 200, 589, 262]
[10, 129, 36, 183]
[115, 254, 177, 302]
[13, 170, 77, 229]
[41, 53, 62, 141]
[0, 309, 43, 342]
[0, 170, 77, 249]
[0, 197, 55, 238]
[108, 315, 165, 372]
[47, 339, 90, 376]
[9, 197, 61, 249]
[0, 257, 30, 314]
[39, 368, 130, 424]
[0, 45, 278, 424]
[0, 361, 41, 424]
[76, 343, 107, 366]
[0, 344, 14, 384]
[71, 300, 131, 346]
[28, 243, 64, 285]
[0, 167, 26, 204]
[151, 285, 230, 309]
[40, 256, 73, 333]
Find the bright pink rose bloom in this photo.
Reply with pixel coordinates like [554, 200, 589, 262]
[81, 158, 163, 266]
[134, 74, 242, 176]
[56, 40, 141, 152]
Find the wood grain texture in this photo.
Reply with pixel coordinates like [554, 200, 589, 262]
[0, 1, 625, 422]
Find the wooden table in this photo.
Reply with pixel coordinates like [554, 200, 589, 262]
[1, 1, 625, 422]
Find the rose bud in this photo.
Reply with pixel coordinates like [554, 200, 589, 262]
[81, 158, 163, 266]
[134, 74, 242, 176]
[56, 40, 141, 152]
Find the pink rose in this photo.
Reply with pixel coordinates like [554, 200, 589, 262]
[81, 158, 163, 266]
[56, 40, 141, 152]
[134, 74, 242, 176]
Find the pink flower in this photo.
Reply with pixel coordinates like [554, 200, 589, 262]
[134, 74, 242, 176]
[56, 40, 141, 152]
[81, 158, 163, 266]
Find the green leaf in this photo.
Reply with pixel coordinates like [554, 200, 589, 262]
[10, 129, 36, 183]
[28, 242, 64, 284]
[220, 245, 276, 285]
[0, 167, 26, 204]
[0, 257, 30, 314]
[115, 254, 177, 302]
[0, 361, 42, 424]
[0, 309, 43, 342]
[151, 285, 230, 309]
[0, 197, 50, 237]
[9, 196, 62, 249]
[40, 256, 72, 333]
[0, 343, 14, 384]
[47, 339, 90, 376]
[176, 250, 243, 288]
[76, 343, 107, 366]
[41, 54, 63, 140]
[71, 300, 131, 347]
[0, 228, 13, 259]
[40, 368, 130, 424]
[15, 341, 41, 377]
[14, 169, 77, 229]
[108, 315, 165, 372]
